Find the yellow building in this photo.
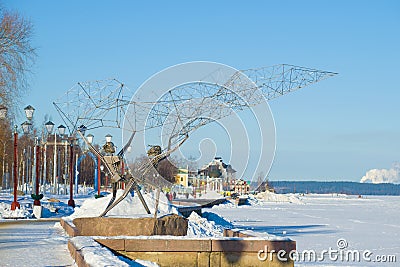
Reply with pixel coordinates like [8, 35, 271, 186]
[175, 169, 189, 187]
[175, 168, 188, 187]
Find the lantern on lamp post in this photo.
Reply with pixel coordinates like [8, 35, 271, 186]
[21, 121, 31, 134]
[24, 105, 35, 121]
[86, 133, 93, 144]
[45, 121, 55, 134]
[58, 124, 66, 136]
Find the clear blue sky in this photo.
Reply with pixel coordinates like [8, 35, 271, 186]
[4, 0, 400, 182]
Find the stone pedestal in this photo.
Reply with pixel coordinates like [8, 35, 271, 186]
[71, 214, 188, 236]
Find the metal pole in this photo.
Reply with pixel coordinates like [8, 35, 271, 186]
[32, 144, 36, 194]
[34, 142, 41, 206]
[5, 162, 8, 189]
[68, 140, 75, 207]
[57, 148, 61, 195]
[64, 140, 68, 195]
[121, 160, 125, 190]
[53, 132, 57, 194]
[25, 149, 28, 194]
[43, 143, 47, 191]
[27, 146, 31, 192]
[22, 149, 25, 194]
[1, 142, 5, 184]
[97, 155, 101, 196]
[10, 162, 13, 194]
[11, 125, 20, 210]
[75, 155, 78, 194]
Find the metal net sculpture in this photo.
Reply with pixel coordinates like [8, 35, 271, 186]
[54, 63, 337, 216]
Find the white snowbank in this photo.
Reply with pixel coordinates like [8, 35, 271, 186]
[187, 211, 224, 237]
[255, 191, 303, 204]
[0, 202, 31, 219]
[64, 189, 178, 221]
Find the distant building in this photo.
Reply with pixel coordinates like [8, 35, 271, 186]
[175, 168, 188, 187]
[230, 179, 250, 195]
[198, 157, 236, 191]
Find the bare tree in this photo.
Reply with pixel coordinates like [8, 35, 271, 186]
[0, 8, 36, 118]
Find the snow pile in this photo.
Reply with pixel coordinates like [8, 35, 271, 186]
[211, 199, 236, 208]
[187, 211, 224, 237]
[0, 202, 31, 219]
[255, 191, 303, 204]
[65, 189, 178, 221]
[247, 197, 259, 206]
[70, 236, 159, 267]
[40, 202, 74, 218]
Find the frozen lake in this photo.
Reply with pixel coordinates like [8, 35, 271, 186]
[209, 194, 400, 266]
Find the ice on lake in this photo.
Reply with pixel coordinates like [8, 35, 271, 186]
[209, 194, 400, 266]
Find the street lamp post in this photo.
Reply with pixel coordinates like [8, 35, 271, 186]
[57, 125, 67, 194]
[67, 138, 76, 207]
[11, 105, 34, 210]
[11, 125, 20, 210]
[34, 137, 41, 205]
[0, 106, 7, 189]
[53, 127, 57, 194]
[66, 138, 75, 207]
[21, 121, 31, 193]
[67, 125, 87, 207]
[44, 121, 55, 192]
[31, 136, 43, 217]
[45, 121, 56, 193]
[0, 140, 6, 184]
[56, 125, 65, 195]
[100, 164, 108, 191]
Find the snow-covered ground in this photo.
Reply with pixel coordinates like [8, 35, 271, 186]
[0, 220, 75, 267]
[1, 189, 399, 266]
[209, 193, 400, 266]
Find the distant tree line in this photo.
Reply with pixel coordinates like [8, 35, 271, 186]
[270, 181, 400, 195]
